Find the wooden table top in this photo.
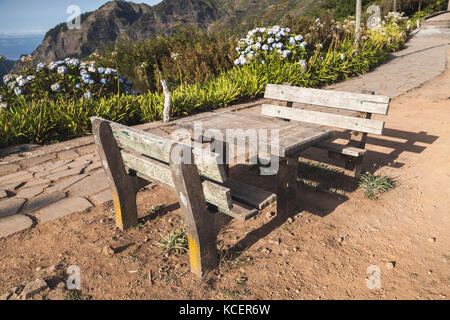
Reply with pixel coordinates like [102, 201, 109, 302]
[177, 111, 334, 157]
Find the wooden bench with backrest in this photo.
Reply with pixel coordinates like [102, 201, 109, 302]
[262, 84, 391, 178]
[90, 117, 276, 277]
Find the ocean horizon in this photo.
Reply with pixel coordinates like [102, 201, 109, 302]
[0, 33, 45, 61]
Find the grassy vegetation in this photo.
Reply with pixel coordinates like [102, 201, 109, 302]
[154, 228, 189, 255]
[359, 171, 396, 199]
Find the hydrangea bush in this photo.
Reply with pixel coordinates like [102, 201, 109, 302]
[0, 58, 140, 111]
[234, 26, 308, 66]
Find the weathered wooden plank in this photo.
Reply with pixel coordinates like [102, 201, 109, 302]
[120, 150, 233, 212]
[106, 119, 227, 183]
[169, 144, 218, 277]
[224, 179, 276, 210]
[261, 104, 385, 135]
[218, 201, 258, 221]
[315, 142, 367, 157]
[264, 84, 390, 115]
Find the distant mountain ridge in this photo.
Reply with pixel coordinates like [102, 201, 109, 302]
[14, 0, 314, 70]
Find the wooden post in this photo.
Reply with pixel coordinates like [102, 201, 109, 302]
[170, 144, 218, 277]
[91, 117, 149, 230]
[355, 0, 362, 51]
[161, 79, 172, 123]
[393, 0, 397, 12]
[276, 156, 298, 216]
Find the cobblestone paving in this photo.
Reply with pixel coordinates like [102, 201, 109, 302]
[0, 28, 449, 238]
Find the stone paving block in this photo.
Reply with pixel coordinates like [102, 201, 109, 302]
[21, 154, 56, 168]
[39, 197, 93, 223]
[21, 192, 66, 213]
[0, 163, 20, 177]
[86, 161, 103, 172]
[68, 172, 109, 197]
[19, 279, 48, 299]
[57, 149, 79, 160]
[47, 174, 87, 193]
[0, 198, 26, 218]
[67, 159, 91, 170]
[0, 214, 33, 238]
[28, 160, 69, 174]
[0, 171, 33, 184]
[0, 181, 26, 191]
[0, 190, 7, 200]
[45, 166, 85, 180]
[76, 154, 96, 162]
[76, 143, 97, 156]
[23, 178, 51, 188]
[92, 188, 113, 204]
[17, 186, 45, 198]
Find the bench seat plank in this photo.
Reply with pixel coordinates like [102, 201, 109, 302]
[221, 201, 258, 221]
[264, 84, 390, 115]
[315, 142, 367, 157]
[224, 179, 277, 210]
[261, 104, 385, 135]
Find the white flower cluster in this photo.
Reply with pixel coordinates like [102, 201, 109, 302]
[2, 56, 139, 98]
[385, 12, 407, 23]
[234, 26, 307, 66]
[2, 74, 35, 95]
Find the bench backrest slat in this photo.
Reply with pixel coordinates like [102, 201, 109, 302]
[106, 119, 227, 183]
[261, 104, 385, 135]
[264, 84, 390, 115]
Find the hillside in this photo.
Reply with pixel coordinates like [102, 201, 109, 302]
[14, 0, 318, 70]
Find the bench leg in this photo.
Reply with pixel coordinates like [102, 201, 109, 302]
[345, 156, 364, 179]
[91, 118, 149, 230]
[276, 156, 299, 216]
[329, 150, 364, 180]
[170, 145, 219, 277]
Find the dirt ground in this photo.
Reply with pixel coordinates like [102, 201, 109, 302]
[0, 62, 449, 301]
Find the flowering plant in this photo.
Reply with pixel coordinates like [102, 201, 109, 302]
[0, 57, 140, 110]
[234, 26, 308, 66]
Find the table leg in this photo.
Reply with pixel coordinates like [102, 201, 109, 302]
[210, 140, 229, 178]
[276, 156, 299, 216]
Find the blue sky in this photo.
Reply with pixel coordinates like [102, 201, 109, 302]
[0, 0, 162, 35]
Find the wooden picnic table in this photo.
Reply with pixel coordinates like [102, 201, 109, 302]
[177, 111, 335, 215]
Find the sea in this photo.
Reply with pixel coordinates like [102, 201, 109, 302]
[0, 33, 44, 61]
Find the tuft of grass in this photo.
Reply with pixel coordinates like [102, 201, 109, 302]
[147, 205, 161, 215]
[132, 222, 145, 230]
[218, 249, 246, 270]
[359, 172, 396, 199]
[65, 290, 83, 300]
[154, 228, 188, 255]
